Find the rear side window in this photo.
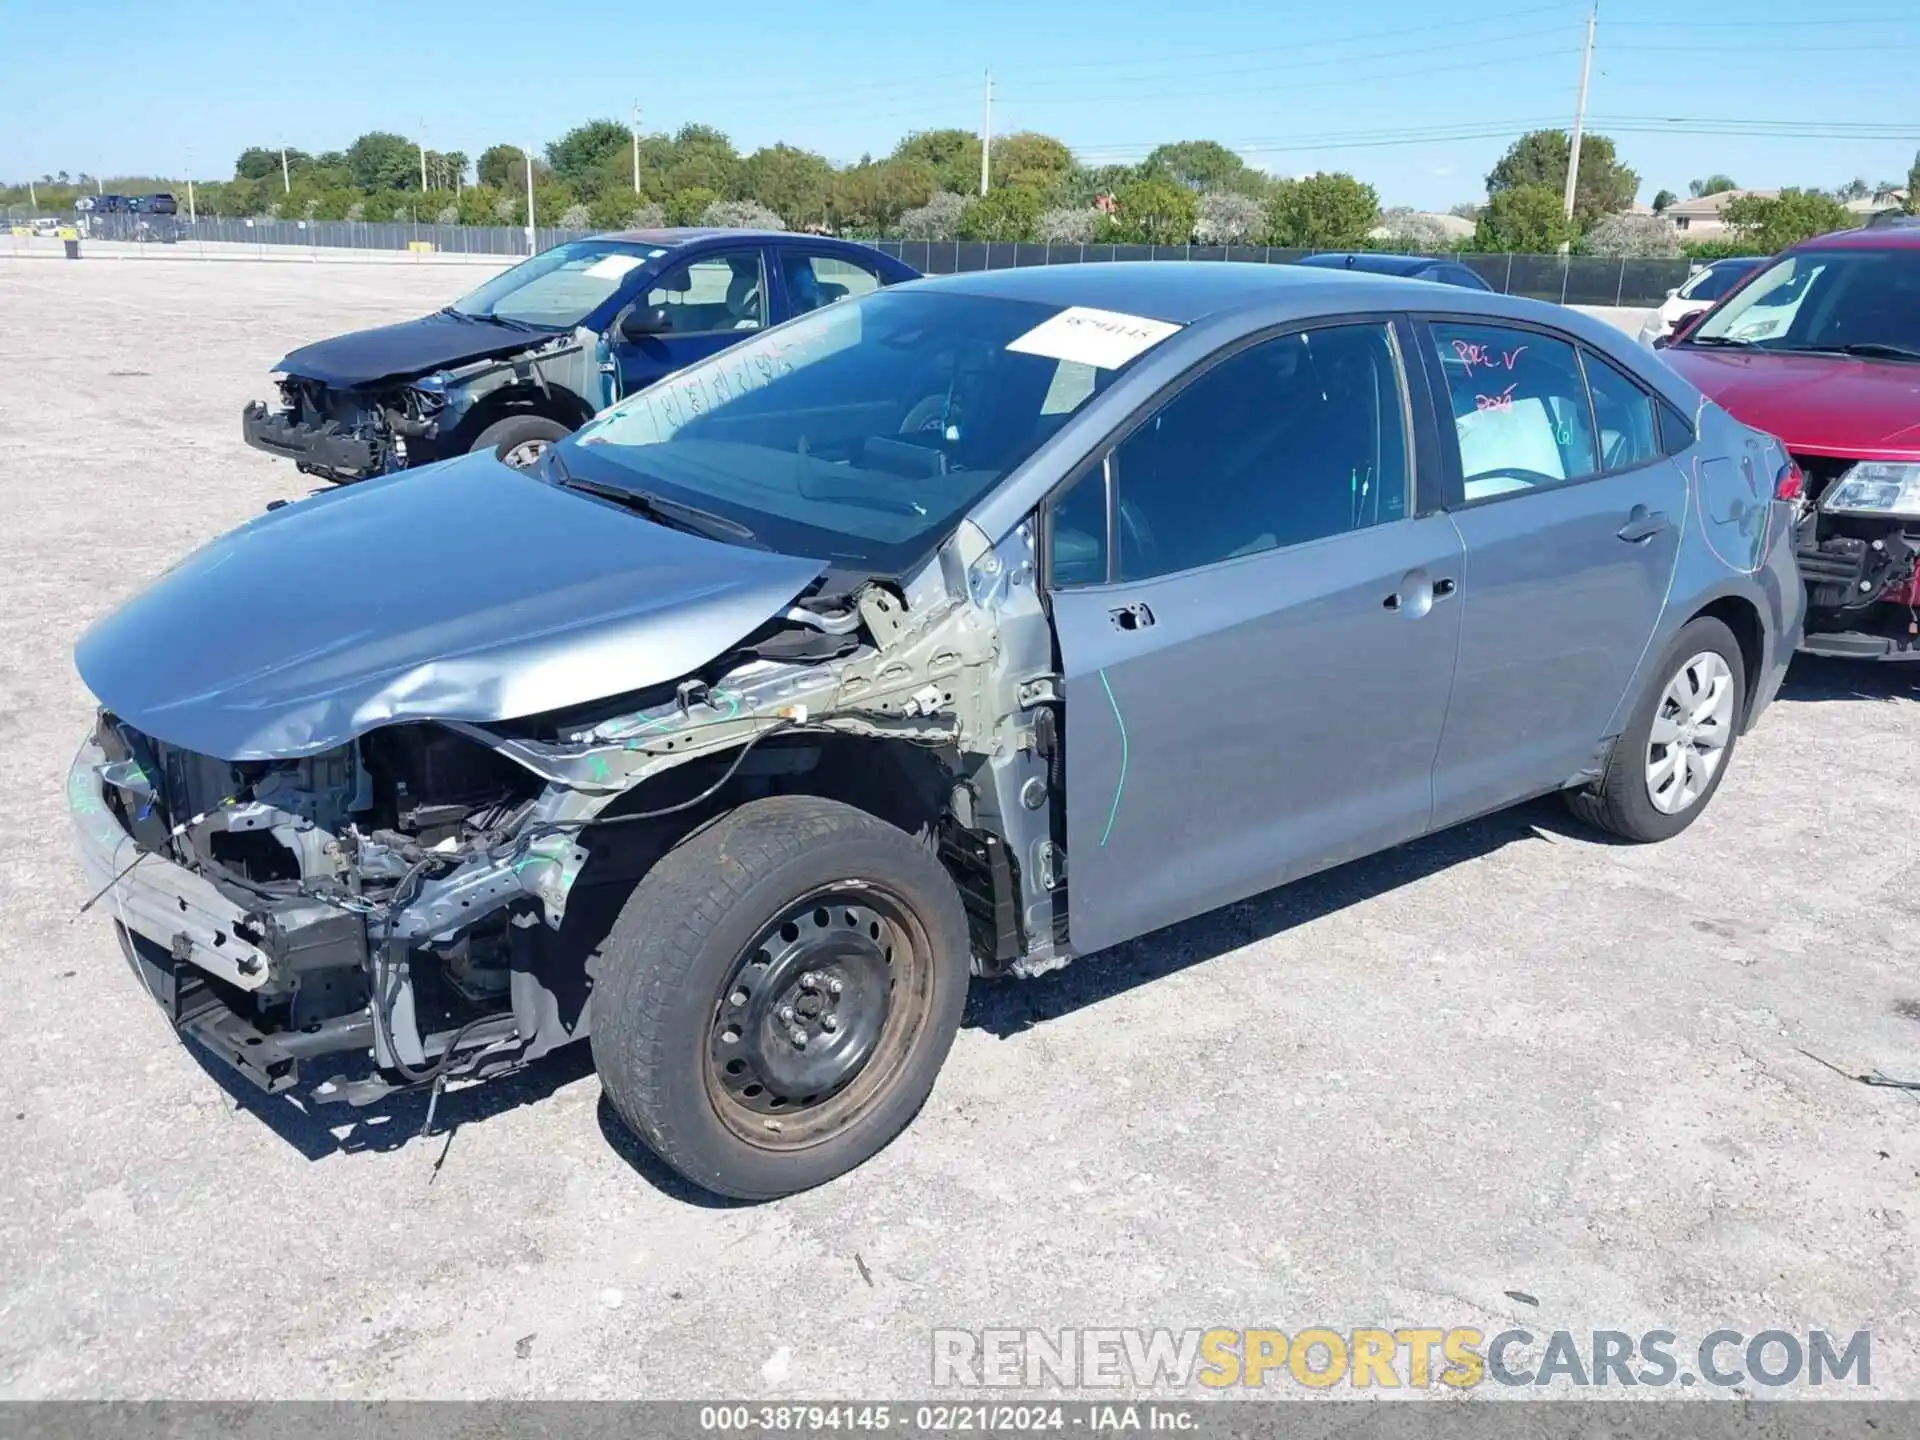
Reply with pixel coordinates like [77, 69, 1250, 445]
[782, 252, 885, 316]
[1429, 322, 1597, 499]
[1580, 350, 1659, 471]
[1097, 322, 1411, 583]
[1657, 399, 1696, 455]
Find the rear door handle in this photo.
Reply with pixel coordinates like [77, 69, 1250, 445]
[1381, 574, 1455, 614]
[1617, 506, 1672, 543]
[1108, 602, 1155, 632]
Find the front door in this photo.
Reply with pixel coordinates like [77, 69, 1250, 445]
[609, 246, 770, 399]
[1415, 318, 1686, 827]
[1047, 321, 1465, 957]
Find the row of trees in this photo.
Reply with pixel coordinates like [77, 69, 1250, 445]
[10, 122, 1918, 255]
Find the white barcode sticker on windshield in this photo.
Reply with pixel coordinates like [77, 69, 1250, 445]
[1007, 306, 1182, 370]
[584, 253, 645, 280]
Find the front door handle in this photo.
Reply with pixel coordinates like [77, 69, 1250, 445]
[1382, 573, 1455, 616]
[1617, 506, 1672, 543]
[1108, 602, 1155, 632]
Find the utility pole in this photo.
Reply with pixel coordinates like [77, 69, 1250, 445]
[523, 144, 537, 254]
[1562, 4, 1597, 223]
[185, 149, 195, 222]
[980, 69, 993, 196]
[631, 99, 642, 194]
[280, 145, 291, 194]
[27, 179, 35, 208]
[419, 120, 429, 193]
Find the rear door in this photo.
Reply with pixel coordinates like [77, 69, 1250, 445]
[1415, 316, 1687, 827]
[1046, 318, 1465, 956]
[610, 244, 770, 397]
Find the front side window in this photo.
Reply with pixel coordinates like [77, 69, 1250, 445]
[1429, 322, 1597, 500]
[569, 289, 1166, 571]
[1084, 323, 1410, 584]
[783, 252, 884, 315]
[1678, 259, 1757, 303]
[450, 240, 664, 328]
[643, 250, 767, 334]
[1686, 248, 1920, 355]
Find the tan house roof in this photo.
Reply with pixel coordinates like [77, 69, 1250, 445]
[1663, 188, 1778, 220]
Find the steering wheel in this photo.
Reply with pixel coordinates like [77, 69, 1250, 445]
[898, 395, 958, 437]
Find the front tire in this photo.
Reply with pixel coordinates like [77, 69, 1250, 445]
[1566, 615, 1746, 842]
[473, 413, 571, 469]
[591, 796, 972, 1200]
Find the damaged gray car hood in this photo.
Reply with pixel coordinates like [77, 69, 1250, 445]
[75, 451, 825, 760]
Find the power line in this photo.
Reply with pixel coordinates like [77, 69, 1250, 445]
[1003, 46, 1582, 107]
[991, 1, 1582, 77]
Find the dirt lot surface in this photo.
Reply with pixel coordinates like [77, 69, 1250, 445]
[1, 258, 1916, 1402]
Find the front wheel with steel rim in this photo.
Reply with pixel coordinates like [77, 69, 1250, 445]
[591, 795, 971, 1200]
[1567, 614, 1748, 843]
[471, 413, 571, 470]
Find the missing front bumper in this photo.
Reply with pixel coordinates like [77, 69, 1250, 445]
[241, 400, 381, 478]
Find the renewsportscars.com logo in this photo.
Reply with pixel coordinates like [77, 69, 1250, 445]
[931, 1328, 1872, 1391]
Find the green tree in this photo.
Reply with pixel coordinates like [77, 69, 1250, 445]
[1473, 184, 1576, 252]
[991, 132, 1075, 195]
[478, 144, 536, 189]
[1722, 188, 1851, 251]
[666, 185, 720, 226]
[546, 119, 629, 186]
[1487, 130, 1637, 229]
[1142, 139, 1259, 194]
[1104, 176, 1199, 244]
[666, 123, 740, 197]
[234, 146, 308, 182]
[1689, 174, 1738, 198]
[739, 144, 835, 228]
[1651, 188, 1677, 213]
[1908, 152, 1920, 215]
[1266, 172, 1379, 248]
[892, 129, 982, 195]
[830, 159, 936, 233]
[344, 131, 420, 192]
[957, 186, 1044, 241]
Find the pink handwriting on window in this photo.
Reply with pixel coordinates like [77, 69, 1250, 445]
[1452, 339, 1529, 374]
[1474, 383, 1518, 412]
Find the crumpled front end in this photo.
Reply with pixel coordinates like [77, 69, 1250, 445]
[242, 374, 444, 483]
[1791, 455, 1920, 661]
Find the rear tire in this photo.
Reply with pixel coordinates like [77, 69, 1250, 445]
[591, 795, 972, 1200]
[1566, 615, 1746, 843]
[473, 414, 570, 469]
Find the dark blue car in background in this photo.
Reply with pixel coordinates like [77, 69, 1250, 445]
[1294, 251, 1493, 291]
[242, 229, 918, 481]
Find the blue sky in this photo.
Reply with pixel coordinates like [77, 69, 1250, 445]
[7, 0, 1919, 210]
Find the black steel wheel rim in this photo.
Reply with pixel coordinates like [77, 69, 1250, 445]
[705, 885, 933, 1150]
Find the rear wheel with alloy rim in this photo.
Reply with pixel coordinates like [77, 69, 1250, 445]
[592, 795, 971, 1200]
[1566, 614, 1747, 843]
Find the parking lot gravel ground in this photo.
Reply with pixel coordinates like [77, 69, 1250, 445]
[1, 258, 1916, 1401]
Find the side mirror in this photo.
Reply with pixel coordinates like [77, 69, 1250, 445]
[1664, 287, 1680, 300]
[1651, 333, 1672, 350]
[620, 305, 671, 340]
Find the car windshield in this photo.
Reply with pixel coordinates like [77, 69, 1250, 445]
[1688, 247, 1920, 354]
[566, 288, 1170, 571]
[1679, 260, 1758, 303]
[450, 240, 665, 328]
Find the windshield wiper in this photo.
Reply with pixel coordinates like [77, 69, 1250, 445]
[1681, 334, 1754, 348]
[553, 467, 767, 549]
[1822, 342, 1920, 363]
[439, 305, 539, 332]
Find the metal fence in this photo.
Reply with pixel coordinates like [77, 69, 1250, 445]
[13, 213, 1694, 306]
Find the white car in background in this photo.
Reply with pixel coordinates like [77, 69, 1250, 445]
[1639, 256, 1767, 346]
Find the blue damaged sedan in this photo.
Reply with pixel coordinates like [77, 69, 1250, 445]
[73, 263, 1803, 1199]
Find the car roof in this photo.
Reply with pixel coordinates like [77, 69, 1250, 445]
[1791, 224, 1920, 253]
[1295, 252, 1450, 276]
[595, 227, 847, 247]
[900, 260, 1511, 325]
